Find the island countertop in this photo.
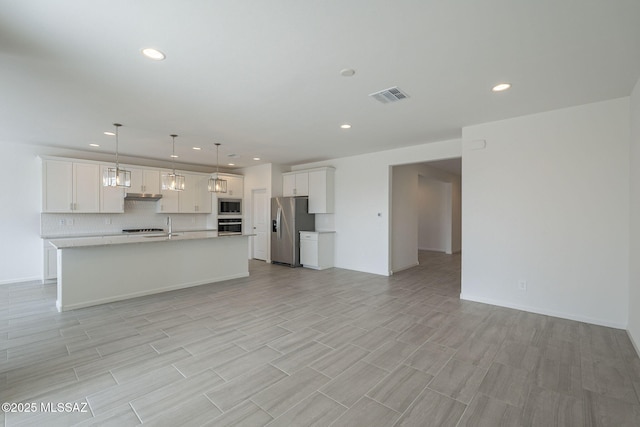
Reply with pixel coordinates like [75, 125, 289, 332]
[49, 232, 254, 249]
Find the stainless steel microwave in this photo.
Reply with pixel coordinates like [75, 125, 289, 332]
[218, 198, 242, 215]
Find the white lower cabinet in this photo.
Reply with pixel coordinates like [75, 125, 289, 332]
[43, 241, 57, 281]
[299, 231, 335, 270]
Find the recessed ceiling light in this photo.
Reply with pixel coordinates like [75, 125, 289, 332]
[253, 157, 261, 161]
[492, 83, 511, 92]
[141, 48, 166, 60]
[170, 154, 178, 158]
[104, 131, 115, 136]
[228, 163, 235, 166]
[340, 68, 356, 77]
[340, 123, 352, 129]
[192, 147, 201, 150]
[89, 143, 100, 147]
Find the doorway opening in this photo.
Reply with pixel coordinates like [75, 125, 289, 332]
[251, 188, 268, 261]
[390, 158, 461, 278]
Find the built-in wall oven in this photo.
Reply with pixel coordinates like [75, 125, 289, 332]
[218, 218, 242, 235]
[218, 199, 242, 215]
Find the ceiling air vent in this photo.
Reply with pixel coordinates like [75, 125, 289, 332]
[368, 86, 410, 104]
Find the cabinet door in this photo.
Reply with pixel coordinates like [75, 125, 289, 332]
[100, 165, 124, 212]
[157, 172, 180, 213]
[294, 172, 309, 196]
[45, 245, 57, 280]
[227, 176, 244, 198]
[143, 169, 161, 194]
[283, 174, 296, 197]
[43, 160, 73, 212]
[195, 175, 212, 213]
[179, 173, 198, 213]
[129, 167, 144, 192]
[73, 162, 100, 212]
[300, 239, 318, 267]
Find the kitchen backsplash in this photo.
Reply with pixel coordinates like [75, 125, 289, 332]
[41, 200, 213, 237]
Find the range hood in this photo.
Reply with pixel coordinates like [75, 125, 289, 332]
[124, 192, 163, 201]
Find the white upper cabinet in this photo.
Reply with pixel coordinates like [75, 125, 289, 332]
[195, 175, 212, 213]
[158, 171, 212, 214]
[99, 165, 124, 213]
[128, 167, 160, 194]
[42, 159, 100, 213]
[215, 173, 244, 198]
[283, 167, 334, 213]
[308, 168, 335, 213]
[282, 172, 309, 197]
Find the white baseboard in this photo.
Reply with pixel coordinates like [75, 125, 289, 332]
[628, 330, 640, 358]
[460, 292, 627, 330]
[0, 276, 43, 286]
[390, 262, 419, 275]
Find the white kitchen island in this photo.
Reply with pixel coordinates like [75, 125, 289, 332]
[49, 232, 250, 312]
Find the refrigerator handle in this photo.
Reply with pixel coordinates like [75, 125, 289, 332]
[276, 207, 282, 239]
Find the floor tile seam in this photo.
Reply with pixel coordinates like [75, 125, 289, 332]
[426, 357, 492, 406]
[314, 389, 357, 411]
[423, 382, 476, 407]
[211, 353, 285, 383]
[365, 370, 432, 415]
[579, 383, 640, 407]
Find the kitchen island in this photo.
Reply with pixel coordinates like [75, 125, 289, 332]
[49, 232, 250, 312]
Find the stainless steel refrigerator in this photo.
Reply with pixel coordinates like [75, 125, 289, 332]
[271, 197, 315, 267]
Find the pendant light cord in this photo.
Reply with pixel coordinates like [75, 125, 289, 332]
[113, 123, 122, 170]
[171, 134, 178, 174]
[215, 143, 221, 174]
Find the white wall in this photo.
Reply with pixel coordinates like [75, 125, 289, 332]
[0, 142, 43, 284]
[295, 140, 462, 276]
[241, 163, 273, 261]
[629, 78, 640, 350]
[418, 177, 451, 252]
[462, 98, 631, 328]
[391, 165, 419, 272]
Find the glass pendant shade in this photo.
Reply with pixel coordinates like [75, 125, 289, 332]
[162, 134, 185, 191]
[161, 172, 185, 191]
[103, 123, 131, 187]
[103, 167, 131, 187]
[209, 142, 227, 193]
[208, 175, 227, 193]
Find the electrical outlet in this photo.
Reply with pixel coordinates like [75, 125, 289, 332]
[518, 280, 527, 291]
[105, 218, 111, 225]
[59, 219, 65, 226]
[66, 218, 74, 226]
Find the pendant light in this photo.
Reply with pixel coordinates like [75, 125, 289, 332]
[103, 123, 131, 187]
[208, 143, 227, 193]
[161, 134, 185, 191]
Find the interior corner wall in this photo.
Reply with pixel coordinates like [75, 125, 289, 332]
[240, 163, 274, 260]
[293, 139, 462, 276]
[418, 177, 450, 253]
[462, 97, 631, 328]
[629, 78, 640, 351]
[391, 166, 419, 272]
[0, 142, 43, 284]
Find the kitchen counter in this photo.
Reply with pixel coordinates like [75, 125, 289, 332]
[41, 228, 218, 240]
[53, 232, 250, 312]
[48, 231, 252, 249]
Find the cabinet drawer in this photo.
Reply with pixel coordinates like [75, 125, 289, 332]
[300, 232, 318, 241]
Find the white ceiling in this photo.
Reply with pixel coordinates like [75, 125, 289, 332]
[2, 1, 640, 170]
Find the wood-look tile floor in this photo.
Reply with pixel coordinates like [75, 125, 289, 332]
[2, 251, 640, 426]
